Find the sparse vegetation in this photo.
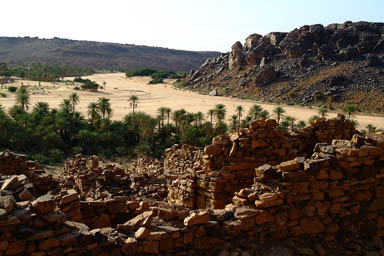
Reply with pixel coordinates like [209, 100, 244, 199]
[7, 86, 17, 93]
[74, 77, 100, 91]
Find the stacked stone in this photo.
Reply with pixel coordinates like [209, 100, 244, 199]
[117, 208, 223, 255]
[165, 144, 203, 208]
[59, 189, 83, 222]
[228, 134, 384, 241]
[298, 116, 357, 153]
[0, 151, 36, 175]
[62, 154, 131, 200]
[197, 119, 301, 209]
[0, 174, 118, 255]
[128, 156, 167, 201]
[79, 197, 142, 229]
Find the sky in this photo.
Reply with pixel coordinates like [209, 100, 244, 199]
[1, 0, 383, 52]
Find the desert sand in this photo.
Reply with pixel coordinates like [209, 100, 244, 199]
[1, 72, 383, 130]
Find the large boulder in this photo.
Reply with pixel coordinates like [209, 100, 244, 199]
[228, 41, 245, 70]
[244, 33, 262, 51]
[254, 66, 278, 86]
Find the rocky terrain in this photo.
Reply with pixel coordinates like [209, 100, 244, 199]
[183, 21, 384, 113]
[0, 37, 220, 72]
[1, 115, 384, 255]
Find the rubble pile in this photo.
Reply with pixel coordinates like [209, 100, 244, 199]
[62, 154, 130, 200]
[164, 144, 203, 208]
[128, 156, 167, 201]
[0, 175, 119, 255]
[0, 151, 36, 175]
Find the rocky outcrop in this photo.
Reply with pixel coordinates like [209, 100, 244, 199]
[183, 21, 384, 112]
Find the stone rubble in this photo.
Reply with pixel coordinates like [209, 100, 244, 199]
[0, 117, 383, 255]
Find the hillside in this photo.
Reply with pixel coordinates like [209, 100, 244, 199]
[183, 21, 384, 113]
[0, 36, 220, 72]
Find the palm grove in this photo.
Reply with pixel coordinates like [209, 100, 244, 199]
[0, 83, 368, 163]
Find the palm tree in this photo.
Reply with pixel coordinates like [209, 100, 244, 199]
[69, 93, 79, 114]
[230, 114, 238, 132]
[318, 107, 328, 118]
[208, 109, 215, 126]
[284, 116, 296, 131]
[214, 104, 226, 124]
[236, 105, 243, 130]
[164, 107, 171, 125]
[97, 97, 112, 119]
[279, 120, 290, 131]
[60, 99, 72, 113]
[87, 102, 100, 124]
[309, 115, 320, 123]
[249, 104, 263, 119]
[33, 102, 50, 115]
[129, 95, 139, 113]
[158, 107, 167, 127]
[172, 109, 186, 129]
[194, 111, 204, 127]
[366, 123, 377, 133]
[343, 102, 357, 120]
[259, 110, 269, 120]
[273, 106, 285, 124]
[297, 120, 306, 129]
[241, 115, 252, 128]
[16, 85, 30, 111]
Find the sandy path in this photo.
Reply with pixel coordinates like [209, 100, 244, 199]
[1, 72, 384, 130]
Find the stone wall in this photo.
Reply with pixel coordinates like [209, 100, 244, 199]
[167, 117, 358, 209]
[165, 144, 203, 208]
[0, 151, 36, 175]
[229, 134, 384, 241]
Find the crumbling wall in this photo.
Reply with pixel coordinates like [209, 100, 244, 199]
[167, 117, 358, 209]
[164, 144, 203, 208]
[0, 151, 36, 175]
[228, 134, 384, 241]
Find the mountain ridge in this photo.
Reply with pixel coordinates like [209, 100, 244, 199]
[0, 36, 220, 72]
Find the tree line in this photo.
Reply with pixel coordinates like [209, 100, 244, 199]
[125, 68, 185, 84]
[0, 63, 94, 82]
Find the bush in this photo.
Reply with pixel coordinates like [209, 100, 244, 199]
[0, 92, 6, 98]
[80, 80, 99, 91]
[74, 86, 80, 90]
[126, 68, 158, 77]
[8, 86, 17, 93]
[148, 78, 164, 84]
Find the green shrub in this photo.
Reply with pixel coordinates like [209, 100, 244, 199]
[81, 80, 99, 91]
[126, 68, 157, 77]
[0, 92, 6, 97]
[148, 78, 164, 84]
[8, 86, 17, 92]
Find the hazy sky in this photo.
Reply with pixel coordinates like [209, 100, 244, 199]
[1, 0, 383, 52]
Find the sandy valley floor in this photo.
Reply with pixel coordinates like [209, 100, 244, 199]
[1, 72, 384, 130]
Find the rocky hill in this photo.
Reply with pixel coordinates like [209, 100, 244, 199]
[184, 21, 384, 113]
[0, 36, 220, 72]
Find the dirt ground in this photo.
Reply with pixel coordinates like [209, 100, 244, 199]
[1, 72, 384, 130]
